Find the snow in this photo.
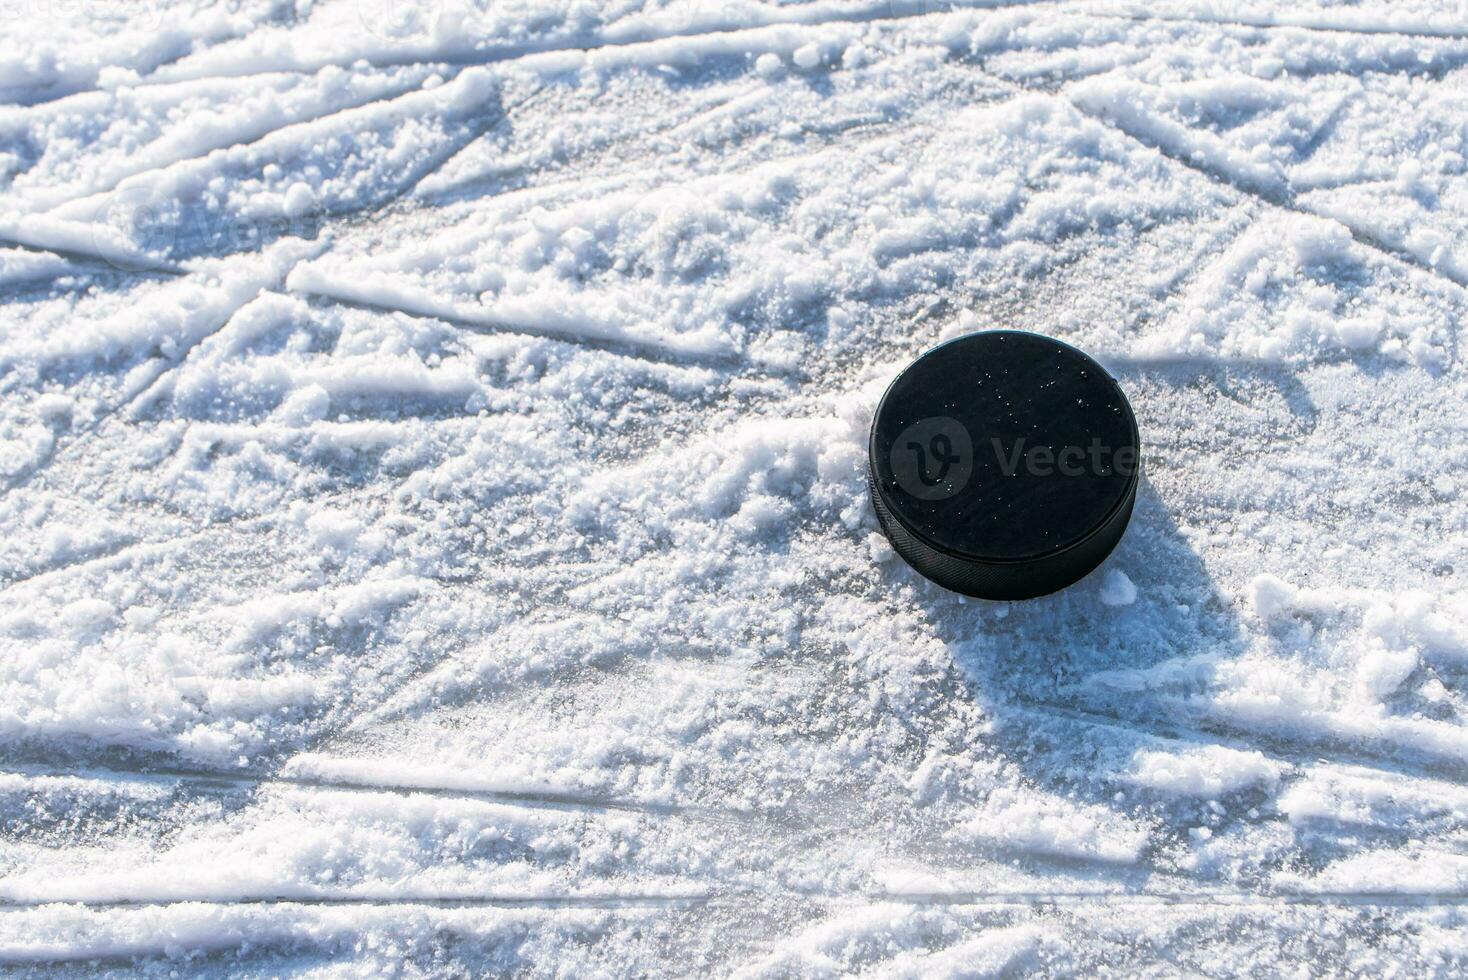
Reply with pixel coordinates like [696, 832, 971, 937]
[1122, 744, 1283, 797]
[1099, 568, 1138, 606]
[4, 0, 1468, 975]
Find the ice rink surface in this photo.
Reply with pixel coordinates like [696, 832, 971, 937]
[2, 0, 1468, 974]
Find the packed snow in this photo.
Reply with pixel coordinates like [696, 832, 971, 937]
[3, 0, 1468, 974]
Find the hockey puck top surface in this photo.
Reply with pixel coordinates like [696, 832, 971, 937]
[870, 330, 1139, 566]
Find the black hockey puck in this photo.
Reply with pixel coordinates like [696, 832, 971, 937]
[868, 330, 1139, 600]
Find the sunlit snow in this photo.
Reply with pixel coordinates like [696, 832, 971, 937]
[3, 0, 1468, 974]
